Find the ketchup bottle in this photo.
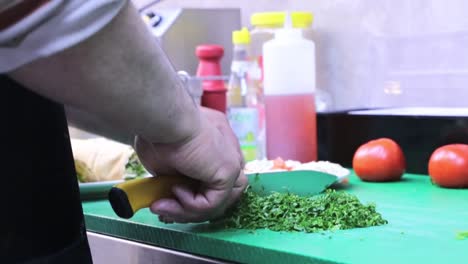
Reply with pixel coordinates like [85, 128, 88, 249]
[196, 45, 227, 113]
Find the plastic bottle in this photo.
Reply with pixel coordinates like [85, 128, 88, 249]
[195, 44, 227, 113]
[263, 12, 317, 162]
[249, 12, 314, 92]
[227, 28, 266, 161]
[250, 12, 313, 62]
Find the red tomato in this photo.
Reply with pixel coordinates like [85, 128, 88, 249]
[428, 144, 468, 188]
[272, 157, 293, 171]
[352, 138, 406, 182]
[272, 157, 287, 169]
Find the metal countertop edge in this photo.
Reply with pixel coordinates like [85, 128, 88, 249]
[84, 213, 338, 264]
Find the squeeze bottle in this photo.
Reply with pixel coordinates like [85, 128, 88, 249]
[249, 11, 314, 97]
[263, 12, 317, 162]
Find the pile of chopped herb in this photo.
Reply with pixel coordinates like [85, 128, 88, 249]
[125, 153, 147, 178]
[220, 189, 387, 233]
[456, 231, 468, 240]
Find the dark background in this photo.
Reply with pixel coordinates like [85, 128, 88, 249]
[317, 111, 468, 175]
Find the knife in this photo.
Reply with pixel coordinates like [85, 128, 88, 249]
[108, 170, 338, 219]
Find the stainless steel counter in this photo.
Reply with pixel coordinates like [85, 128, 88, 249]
[87, 232, 229, 264]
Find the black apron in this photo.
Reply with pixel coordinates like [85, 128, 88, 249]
[0, 76, 93, 263]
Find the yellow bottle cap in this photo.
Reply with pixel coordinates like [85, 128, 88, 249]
[250, 11, 313, 29]
[291, 12, 313, 28]
[232, 27, 251, 44]
[250, 12, 284, 28]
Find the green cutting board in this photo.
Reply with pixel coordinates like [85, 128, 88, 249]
[82, 173, 468, 264]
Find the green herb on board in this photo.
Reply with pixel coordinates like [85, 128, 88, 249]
[220, 188, 388, 233]
[254, 174, 260, 183]
[125, 153, 147, 178]
[456, 231, 468, 240]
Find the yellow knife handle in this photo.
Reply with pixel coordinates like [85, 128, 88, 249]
[108, 175, 196, 219]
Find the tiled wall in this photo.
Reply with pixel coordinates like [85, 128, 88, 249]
[133, 0, 468, 111]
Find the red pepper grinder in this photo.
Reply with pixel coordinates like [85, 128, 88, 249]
[196, 44, 227, 113]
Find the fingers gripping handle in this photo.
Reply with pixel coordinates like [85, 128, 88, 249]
[108, 175, 196, 219]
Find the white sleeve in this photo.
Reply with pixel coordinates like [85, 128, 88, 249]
[0, 0, 127, 73]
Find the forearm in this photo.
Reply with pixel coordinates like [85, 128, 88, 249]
[9, 1, 200, 144]
[65, 106, 134, 145]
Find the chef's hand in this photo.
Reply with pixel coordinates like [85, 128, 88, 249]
[135, 107, 248, 223]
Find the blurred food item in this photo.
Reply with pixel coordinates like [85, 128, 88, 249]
[244, 157, 349, 184]
[125, 152, 147, 179]
[271, 157, 295, 171]
[428, 144, 468, 188]
[353, 138, 406, 182]
[295, 160, 350, 178]
[71, 138, 137, 183]
[75, 159, 94, 183]
[244, 157, 296, 173]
